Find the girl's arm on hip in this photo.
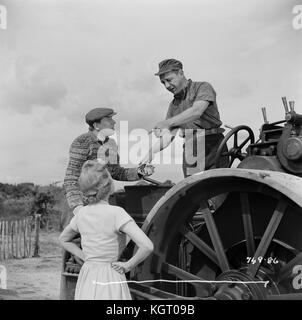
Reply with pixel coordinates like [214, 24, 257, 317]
[112, 221, 153, 273]
[59, 226, 85, 262]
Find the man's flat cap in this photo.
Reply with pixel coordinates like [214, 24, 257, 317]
[85, 108, 117, 125]
[155, 59, 183, 76]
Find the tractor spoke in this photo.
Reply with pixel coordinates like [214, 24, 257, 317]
[200, 201, 230, 272]
[229, 157, 235, 167]
[180, 226, 219, 266]
[277, 253, 302, 283]
[234, 132, 238, 148]
[162, 262, 212, 296]
[238, 136, 251, 149]
[240, 192, 255, 257]
[248, 200, 287, 277]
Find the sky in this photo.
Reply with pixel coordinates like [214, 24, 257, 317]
[0, 0, 301, 187]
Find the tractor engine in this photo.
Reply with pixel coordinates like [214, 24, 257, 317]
[239, 97, 302, 176]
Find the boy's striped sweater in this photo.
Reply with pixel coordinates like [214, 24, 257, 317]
[63, 131, 139, 210]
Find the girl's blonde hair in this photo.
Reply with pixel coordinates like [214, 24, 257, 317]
[78, 160, 114, 204]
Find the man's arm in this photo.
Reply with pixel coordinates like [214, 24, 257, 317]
[141, 100, 209, 164]
[154, 100, 210, 130]
[140, 128, 178, 164]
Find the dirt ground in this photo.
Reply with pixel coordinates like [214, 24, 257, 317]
[1, 231, 63, 300]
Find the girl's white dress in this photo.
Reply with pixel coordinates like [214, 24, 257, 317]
[69, 202, 134, 300]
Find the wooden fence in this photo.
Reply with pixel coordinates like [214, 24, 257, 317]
[0, 216, 33, 260]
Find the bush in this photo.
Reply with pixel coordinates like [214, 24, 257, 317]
[0, 182, 71, 231]
[0, 196, 33, 219]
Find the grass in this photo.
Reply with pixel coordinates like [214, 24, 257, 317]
[1, 230, 63, 300]
[38, 230, 62, 257]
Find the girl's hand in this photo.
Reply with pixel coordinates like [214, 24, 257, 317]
[74, 256, 84, 266]
[111, 261, 131, 274]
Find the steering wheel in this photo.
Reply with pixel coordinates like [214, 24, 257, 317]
[214, 125, 255, 168]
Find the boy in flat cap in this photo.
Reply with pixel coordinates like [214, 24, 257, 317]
[142, 58, 228, 177]
[63, 107, 154, 218]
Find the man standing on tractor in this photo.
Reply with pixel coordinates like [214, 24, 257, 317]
[141, 58, 228, 177]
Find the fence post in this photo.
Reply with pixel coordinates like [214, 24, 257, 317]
[7, 220, 11, 259]
[23, 218, 27, 258]
[4, 221, 7, 260]
[1, 220, 4, 260]
[0, 221, 3, 260]
[10, 220, 13, 259]
[33, 214, 41, 257]
[2, 221, 5, 260]
[28, 217, 32, 257]
[18, 219, 22, 258]
[7, 220, 10, 259]
[15, 220, 19, 258]
[10, 221, 13, 258]
[11, 221, 14, 258]
[23, 218, 26, 258]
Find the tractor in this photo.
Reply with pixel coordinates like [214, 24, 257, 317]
[61, 97, 302, 300]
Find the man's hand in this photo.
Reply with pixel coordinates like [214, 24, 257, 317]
[154, 119, 171, 130]
[153, 120, 172, 138]
[137, 164, 155, 177]
[73, 205, 84, 215]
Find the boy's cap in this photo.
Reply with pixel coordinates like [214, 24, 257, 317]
[155, 59, 183, 76]
[85, 108, 117, 125]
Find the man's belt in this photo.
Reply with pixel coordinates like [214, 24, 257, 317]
[180, 127, 225, 138]
[204, 127, 225, 135]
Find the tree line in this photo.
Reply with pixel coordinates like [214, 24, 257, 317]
[0, 182, 70, 231]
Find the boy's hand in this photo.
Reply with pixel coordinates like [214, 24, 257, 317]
[137, 164, 155, 177]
